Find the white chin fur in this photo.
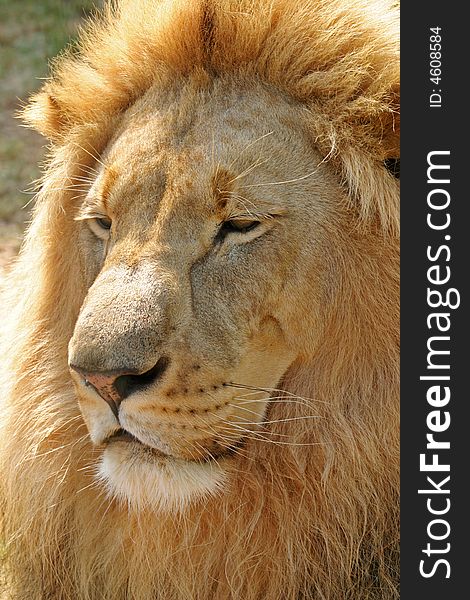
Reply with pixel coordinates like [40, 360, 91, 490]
[98, 444, 227, 513]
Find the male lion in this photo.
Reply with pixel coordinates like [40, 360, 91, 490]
[0, 1, 399, 598]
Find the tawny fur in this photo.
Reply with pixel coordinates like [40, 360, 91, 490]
[0, 1, 399, 599]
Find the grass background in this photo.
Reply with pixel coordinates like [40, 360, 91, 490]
[0, 0, 99, 270]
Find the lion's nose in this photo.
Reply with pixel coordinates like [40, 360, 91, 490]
[70, 357, 170, 417]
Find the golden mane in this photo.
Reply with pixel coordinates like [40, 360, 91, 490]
[1, 1, 399, 598]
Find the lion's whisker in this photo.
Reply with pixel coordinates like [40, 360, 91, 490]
[235, 396, 314, 409]
[192, 409, 251, 460]
[71, 141, 108, 170]
[238, 145, 335, 190]
[226, 157, 269, 185]
[37, 187, 91, 194]
[233, 414, 320, 426]
[227, 402, 265, 419]
[223, 191, 258, 209]
[70, 173, 95, 181]
[226, 130, 274, 171]
[239, 167, 320, 189]
[185, 439, 206, 464]
[192, 413, 249, 460]
[76, 161, 99, 170]
[228, 382, 328, 404]
[216, 422, 320, 448]
[211, 415, 320, 447]
[226, 404, 309, 439]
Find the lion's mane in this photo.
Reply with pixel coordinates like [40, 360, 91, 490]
[0, 1, 399, 598]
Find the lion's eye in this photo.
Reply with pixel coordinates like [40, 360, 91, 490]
[86, 216, 112, 241]
[96, 216, 112, 230]
[219, 219, 260, 237]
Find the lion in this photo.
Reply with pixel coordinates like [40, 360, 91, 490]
[0, 1, 400, 598]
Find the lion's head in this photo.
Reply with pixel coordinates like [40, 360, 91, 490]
[67, 78, 352, 510]
[1, 1, 399, 598]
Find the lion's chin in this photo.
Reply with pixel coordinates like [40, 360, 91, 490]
[98, 441, 228, 513]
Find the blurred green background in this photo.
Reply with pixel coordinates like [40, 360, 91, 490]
[0, 0, 99, 270]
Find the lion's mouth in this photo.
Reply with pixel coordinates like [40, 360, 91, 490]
[107, 428, 141, 444]
[105, 427, 245, 462]
[105, 428, 168, 459]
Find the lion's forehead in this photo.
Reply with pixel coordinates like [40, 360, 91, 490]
[92, 80, 314, 216]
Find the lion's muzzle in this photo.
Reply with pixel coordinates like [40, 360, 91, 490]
[67, 253, 292, 480]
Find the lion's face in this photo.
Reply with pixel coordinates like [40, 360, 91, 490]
[68, 79, 342, 511]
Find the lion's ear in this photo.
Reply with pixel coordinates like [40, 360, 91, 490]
[21, 90, 65, 141]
